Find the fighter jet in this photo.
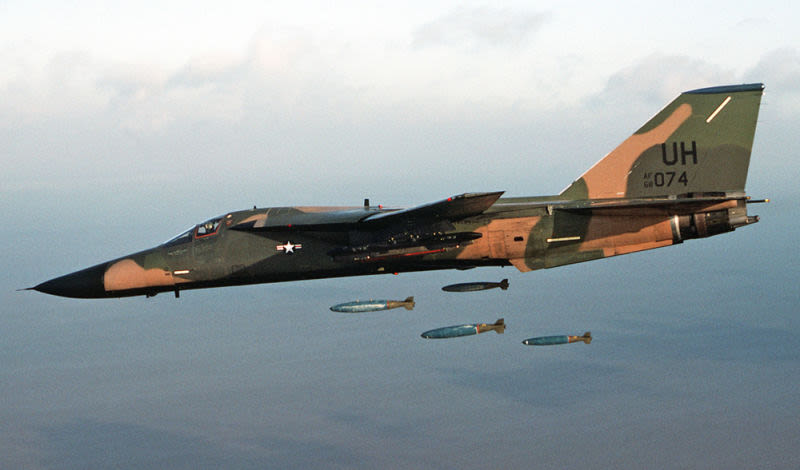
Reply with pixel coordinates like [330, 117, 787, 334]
[31, 84, 768, 299]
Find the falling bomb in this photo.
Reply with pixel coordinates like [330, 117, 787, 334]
[330, 297, 415, 313]
[441, 279, 509, 292]
[421, 318, 505, 339]
[522, 332, 592, 346]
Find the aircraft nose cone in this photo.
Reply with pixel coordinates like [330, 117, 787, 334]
[34, 263, 108, 298]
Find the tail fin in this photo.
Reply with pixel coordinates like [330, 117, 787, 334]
[582, 332, 592, 344]
[499, 279, 509, 290]
[404, 296, 415, 310]
[494, 318, 505, 334]
[560, 84, 764, 200]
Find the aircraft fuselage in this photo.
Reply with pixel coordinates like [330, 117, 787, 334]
[32, 193, 757, 299]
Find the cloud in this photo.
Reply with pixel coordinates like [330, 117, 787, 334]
[591, 54, 732, 110]
[0, 26, 369, 133]
[3, 25, 799, 201]
[0, 48, 114, 126]
[412, 7, 550, 49]
[749, 48, 800, 88]
[745, 47, 800, 116]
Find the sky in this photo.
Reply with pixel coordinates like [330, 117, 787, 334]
[1, 1, 799, 468]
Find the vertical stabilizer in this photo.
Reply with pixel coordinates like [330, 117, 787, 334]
[560, 84, 764, 200]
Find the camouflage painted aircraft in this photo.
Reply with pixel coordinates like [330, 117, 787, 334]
[31, 83, 767, 299]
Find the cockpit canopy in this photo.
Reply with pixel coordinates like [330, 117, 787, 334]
[196, 218, 221, 238]
[164, 217, 223, 246]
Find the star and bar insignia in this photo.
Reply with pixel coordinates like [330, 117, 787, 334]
[276, 241, 302, 254]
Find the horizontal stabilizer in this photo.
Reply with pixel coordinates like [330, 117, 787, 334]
[496, 194, 756, 217]
[552, 194, 749, 215]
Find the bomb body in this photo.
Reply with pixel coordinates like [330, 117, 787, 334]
[522, 332, 591, 346]
[442, 279, 509, 292]
[330, 297, 415, 313]
[421, 318, 505, 339]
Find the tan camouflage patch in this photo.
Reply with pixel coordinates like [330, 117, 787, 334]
[578, 216, 675, 255]
[581, 104, 692, 199]
[104, 259, 189, 291]
[237, 214, 265, 225]
[456, 217, 541, 260]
